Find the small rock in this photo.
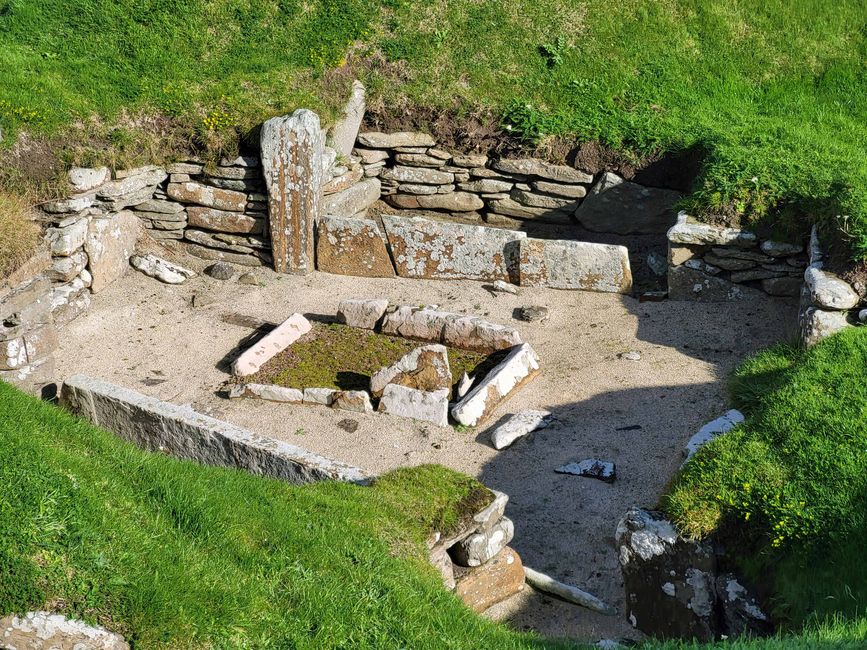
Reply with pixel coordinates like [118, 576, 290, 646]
[238, 272, 259, 285]
[68, 166, 110, 192]
[517, 305, 549, 322]
[490, 280, 519, 295]
[337, 418, 359, 433]
[646, 251, 668, 276]
[556, 459, 616, 483]
[619, 351, 641, 361]
[456, 372, 474, 399]
[130, 254, 195, 285]
[191, 292, 216, 308]
[303, 387, 336, 406]
[450, 517, 515, 567]
[332, 390, 373, 414]
[489, 410, 553, 450]
[859, 308, 867, 323]
[206, 261, 235, 280]
[805, 266, 860, 310]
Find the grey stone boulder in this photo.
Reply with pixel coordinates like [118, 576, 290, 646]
[576, 172, 681, 234]
[68, 166, 110, 193]
[206, 261, 235, 280]
[801, 307, 851, 346]
[130, 254, 196, 285]
[616, 508, 717, 641]
[804, 267, 860, 310]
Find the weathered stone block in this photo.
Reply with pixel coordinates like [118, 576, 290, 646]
[804, 267, 860, 310]
[232, 313, 311, 377]
[442, 315, 522, 353]
[491, 158, 592, 183]
[667, 213, 757, 248]
[370, 345, 451, 398]
[166, 181, 246, 212]
[451, 517, 515, 567]
[316, 215, 395, 278]
[517, 238, 632, 294]
[377, 385, 450, 426]
[380, 165, 453, 185]
[261, 110, 324, 274]
[0, 611, 129, 650]
[46, 218, 88, 257]
[356, 132, 435, 149]
[229, 383, 304, 403]
[187, 207, 264, 234]
[85, 211, 141, 293]
[336, 298, 389, 330]
[69, 166, 110, 193]
[455, 547, 525, 613]
[382, 215, 526, 282]
[331, 390, 373, 413]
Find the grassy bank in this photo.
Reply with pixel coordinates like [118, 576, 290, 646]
[0, 381, 565, 649]
[1, 1, 866, 258]
[666, 327, 867, 629]
[0, 193, 40, 280]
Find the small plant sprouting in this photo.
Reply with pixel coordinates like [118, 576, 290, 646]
[294, 428, 306, 436]
[453, 424, 473, 434]
[539, 36, 568, 68]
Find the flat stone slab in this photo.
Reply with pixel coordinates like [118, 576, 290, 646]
[370, 344, 451, 398]
[517, 238, 632, 294]
[356, 131, 435, 149]
[316, 215, 395, 278]
[556, 459, 616, 483]
[576, 172, 680, 235]
[491, 158, 592, 184]
[166, 181, 246, 212]
[451, 516, 515, 567]
[232, 313, 312, 377]
[130, 254, 195, 285]
[0, 611, 128, 650]
[382, 215, 526, 282]
[455, 547, 525, 613]
[489, 409, 553, 450]
[451, 343, 540, 427]
[381, 305, 521, 353]
[684, 410, 744, 460]
[229, 383, 304, 403]
[377, 385, 450, 426]
[668, 265, 766, 302]
[336, 298, 389, 330]
[667, 213, 757, 248]
[61, 375, 367, 484]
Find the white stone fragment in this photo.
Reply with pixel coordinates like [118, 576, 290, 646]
[684, 409, 744, 460]
[229, 383, 304, 403]
[489, 409, 552, 450]
[0, 611, 128, 650]
[451, 517, 514, 566]
[523, 567, 616, 615]
[130, 254, 196, 285]
[232, 313, 312, 376]
[336, 298, 389, 329]
[303, 387, 336, 406]
[377, 385, 450, 426]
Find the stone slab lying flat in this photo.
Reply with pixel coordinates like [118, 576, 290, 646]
[316, 215, 395, 278]
[229, 383, 304, 403]
[451, 343, 541, 427]
[455, 546, 525, 614]
[377, 384, 450, 426]
[489, 409, 553, 450]
[370, 344, 451, 398]
[232, 313, 311, 377]
[85, 211, 141, 293]
[382, 215, 526, 282]
[517, 238, 632, 294]
[336, 298, 389, 330]
[130, 254, 195, 285]
[524, 567, 616, 615]
[381, 305, 522, 354]
[684, 409, 744, 460]
[61, 375, 368, 484]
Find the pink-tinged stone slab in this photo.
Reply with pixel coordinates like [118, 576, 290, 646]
[517, 238, 632, 294]
[231, 313, 312, 377]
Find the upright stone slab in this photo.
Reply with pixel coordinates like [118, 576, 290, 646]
[85, 211, 141, 293]
[518, 238, 632, 294]
[261, 109, 324, 274]
[316, 215, 395, 278]
[329, 80, 366, 158]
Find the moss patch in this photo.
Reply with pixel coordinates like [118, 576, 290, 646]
[249, 322, 497, 392]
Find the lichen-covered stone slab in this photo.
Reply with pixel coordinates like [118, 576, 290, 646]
[356, 131, 435, 149]
[451, 343, 540, 427]
[322, 177, 381, 216]
[451, 517, 515, 567]
[377, 385, 450, 426]
[316, 215, 395, 278]
[491, 158, 592, 184]
[0, 611, 129, 650]
[261, 109, 324, 274]
[382, 215, 526, 282]
[166, 181, 246, 212]
[442, 315, 522, 353]
[329, 80, 366, 157]
[187, 207, 264, 234]
[517, 238, 632, 294]
[232, 313, 312, 377]
[85, 211, 141, 293]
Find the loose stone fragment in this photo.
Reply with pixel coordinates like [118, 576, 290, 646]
[490, 280, 519, 295]
[336, 298, 389, 330]
[667, 213, 757, 248]
[331, 390, 374, 414]
[576, 172, 680, 234]
[206, 261, 235, 280]
[377, 385, 450, 426]
[370, 344, 451, 398]
[455, 546, 525, 613]
[316, 215, 395, 278]
[517, 238, 632, 294]
[451, 343, 540, 427]
[524, 567, 616, 615]
[130, 254, 195, 285]
[232, 313, 312, 377]
[489, 409, 553, 450]
[801, 307, 850, 347]
[619, 351, 641, 361]
[382, 215, 526, 282]
[229, 383, 304, 403]
[322, 164, 364, 195]
[804, 266, 860, 310]
[760, 240, 803, 257]
[356, 131, 436, 149]
[451, 517, 515, 567]
[556, 459, 616, 483]
[517, 306, 549, 322]
[261, 109, 324, 274]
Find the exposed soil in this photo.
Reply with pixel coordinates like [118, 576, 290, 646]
[247, 321, 494, 392]
[52, 256, 797, 644]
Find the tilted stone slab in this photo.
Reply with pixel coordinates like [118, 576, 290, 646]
[85, 211, 141, 293]
[0, 612, 129, 650]
[336, 298, 389, 330]
[166, 182, 246, 212]
[489, 409, 553, 450]
[232, 313, 312, 377]
[381, 306, 521, 353]
[370, 344, 451, 398]
[804, 266, 860, 310]
[382, 215, 526, 282]
[261, 109, 324, 274]
[451, 343, 540, 427]
[575, 172, 681, 235]
[517, 238, 632, 294]
[61, 375, 368, 484]
[377, 385, 450, 426]
[667, 212, 757, 248]
[668, 265, 766, 302]
[381, 306, 456, 341]
[316, 215, 395, 278]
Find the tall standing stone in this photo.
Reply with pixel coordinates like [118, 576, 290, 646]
[260, 109, 324, 274]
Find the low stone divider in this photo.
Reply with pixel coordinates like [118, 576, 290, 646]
[60, 374, 368, 485]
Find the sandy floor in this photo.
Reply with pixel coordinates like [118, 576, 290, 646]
[54, 260, 797, 644]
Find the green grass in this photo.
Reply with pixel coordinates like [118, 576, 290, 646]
[249, 322, 493, 391]
[665, 327, 867, 630]
[1, 1, 866, 258]
[0, 380, 573, 649]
